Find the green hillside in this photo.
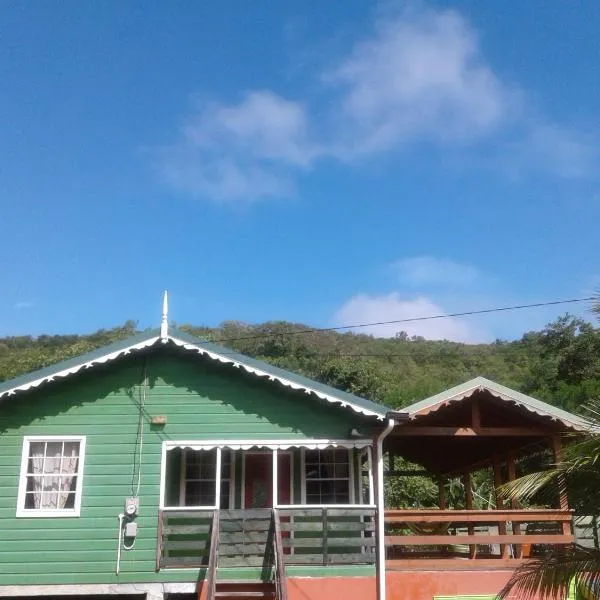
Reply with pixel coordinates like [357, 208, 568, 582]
[1, 314, 599, 413]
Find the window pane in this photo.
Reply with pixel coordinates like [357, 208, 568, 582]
[220, 481, 230, 509]
[25, 492, 37, 509]
[41, 490, 59, 509]
[185, 481, 215, 506]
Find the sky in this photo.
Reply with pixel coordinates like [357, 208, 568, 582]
[1, 1, 599, 342]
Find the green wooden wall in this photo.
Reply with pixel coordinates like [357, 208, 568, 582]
[0, 348, 372, 586]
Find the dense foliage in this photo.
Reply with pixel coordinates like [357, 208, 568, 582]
[1, 315, 599, 415]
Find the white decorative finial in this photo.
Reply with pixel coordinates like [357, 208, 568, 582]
[160, 290, 169, 340]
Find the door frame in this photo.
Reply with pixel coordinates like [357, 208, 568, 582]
[241, 450, 294, 509]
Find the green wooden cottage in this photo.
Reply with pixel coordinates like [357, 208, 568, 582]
[0, 296, 392, 600]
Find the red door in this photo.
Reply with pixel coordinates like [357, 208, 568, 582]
[244, 452, 291, 508]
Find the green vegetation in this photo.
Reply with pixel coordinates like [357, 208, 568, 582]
[499, 399, 600, 599]
[1, 314, 599, 415]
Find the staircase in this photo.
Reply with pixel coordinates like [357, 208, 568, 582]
[200, 509, 288, 600]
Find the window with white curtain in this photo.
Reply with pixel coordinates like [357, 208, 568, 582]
[17, 436, 86, 517]
[304, 449, 351, 504]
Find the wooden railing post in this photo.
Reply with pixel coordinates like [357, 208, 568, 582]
[551, 435, 572, 537]
[463, 471, 476, 558]
[507, 450, 522, 558]
[156, 510, 164, 571]
[273, 508, 289, 600]
[205, 509, 220, 600]
[438, 478, 446, 511]
[322, 508, 328, 566]
[492, 455, 509, 559]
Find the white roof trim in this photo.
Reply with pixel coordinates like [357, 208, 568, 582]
[164, 438, 373, 451]
[168, 335, 384, 419]
[406, 377, 589, 431]
[0, 336, 160, 399]
[0, 332, 384, 420]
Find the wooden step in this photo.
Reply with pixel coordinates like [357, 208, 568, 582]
[213, 581, 276, 599]
[214, 593, 274, 598]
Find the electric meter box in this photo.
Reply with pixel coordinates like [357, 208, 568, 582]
[124, 497, 139, 517]
[124, 521, 138, 538]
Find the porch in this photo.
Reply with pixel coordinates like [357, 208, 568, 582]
[156, 440, 377, 574]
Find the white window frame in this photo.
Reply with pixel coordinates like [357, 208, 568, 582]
[178, 448, 235, 509]
[17, 435, 87, 518]
[301, 448, 356, 506]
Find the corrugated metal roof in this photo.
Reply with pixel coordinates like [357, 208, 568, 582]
[0, 328, 389, 419]
[400, 376, 589, 430]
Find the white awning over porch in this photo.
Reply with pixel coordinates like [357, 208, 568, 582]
[163, 438, 373, 451]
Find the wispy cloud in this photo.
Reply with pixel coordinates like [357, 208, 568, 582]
[393, 256, 480, 288]
[14, 300, 34, 310]
[155, 3, 598, 204]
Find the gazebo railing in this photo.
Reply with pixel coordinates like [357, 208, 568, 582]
[385, 508, 574, 568]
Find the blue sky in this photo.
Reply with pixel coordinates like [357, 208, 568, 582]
[1, 1, 599, 341]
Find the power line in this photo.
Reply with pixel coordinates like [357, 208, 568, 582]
[203, 296, 595, 344]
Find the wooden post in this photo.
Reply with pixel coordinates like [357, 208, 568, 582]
[551, 435, 572, 536]
[493, 454, 509, 558]
[463, 470, 476, 558]
[471, 397, 481, 428]
[438, 478, 446, 510]
[507, 450, 522, 558]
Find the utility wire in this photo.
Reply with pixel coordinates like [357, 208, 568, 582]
[200, 296, 595, 345]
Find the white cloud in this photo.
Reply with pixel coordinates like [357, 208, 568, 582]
[333, 292, 487, 342]
[325, 6, 511, 156]
[160, 91, 315, 204]
[393, 256, 480, 288]
[156, 3, 597, 203]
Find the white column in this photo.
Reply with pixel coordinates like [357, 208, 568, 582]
[367, 446, 375, 506]
[272, 449, 279, 507]
[215, 448, 222, 509]
[159, 443, 167, 509]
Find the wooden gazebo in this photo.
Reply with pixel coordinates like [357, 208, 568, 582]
[381, 377, 588, 569]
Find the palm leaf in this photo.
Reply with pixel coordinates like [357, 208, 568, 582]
[498, 545, 600, 600]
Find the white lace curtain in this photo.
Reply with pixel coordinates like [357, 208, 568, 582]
[28, 441, 79, 509]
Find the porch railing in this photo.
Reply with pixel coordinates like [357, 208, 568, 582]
[157, 506, 376, 570]
[277, 506, 376, 566]
[157, 508, 215, 569]
[385, 508, 574, 568]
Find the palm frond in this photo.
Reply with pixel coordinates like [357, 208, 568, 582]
[498, 545, 600, 600]
[499, 469, 560, 503]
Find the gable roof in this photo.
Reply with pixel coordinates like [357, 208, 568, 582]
[0, 328, 389, 420]
[395, 376, 588, 431]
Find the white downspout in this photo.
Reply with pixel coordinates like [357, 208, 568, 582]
[376, 418, 395, 600]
